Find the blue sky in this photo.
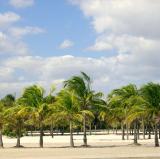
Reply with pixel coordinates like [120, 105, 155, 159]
[0, 0, 111, 58]
[0, 0, 160, 97]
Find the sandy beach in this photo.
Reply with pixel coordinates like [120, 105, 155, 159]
[1, 133, 160, 159]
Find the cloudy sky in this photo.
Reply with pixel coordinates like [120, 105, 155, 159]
[0, 0, 160, 97]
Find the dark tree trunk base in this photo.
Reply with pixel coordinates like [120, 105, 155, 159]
[14, 145, 24, 148]
[129, 142, 141, 146]
[80, 144, 90, 147]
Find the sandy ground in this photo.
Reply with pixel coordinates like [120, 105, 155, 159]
[1, 133, 160, 159]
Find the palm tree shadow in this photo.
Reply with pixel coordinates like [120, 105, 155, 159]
[7, 143, 143, 149]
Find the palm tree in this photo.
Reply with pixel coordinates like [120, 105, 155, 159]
[52, 89, 82, 147]
[108, 84, 140, 141]
[140, 82, 160, 147]
[1, 94, 15, 107]
[19, 85, 50, 148]
[125, 94, 148, 144]
[44, 96, 56, 138]
[0, 102, 4, 148]
[0, 94, 16, 148]
[64, 72, 101, 146]
[4, 104, 29, 147]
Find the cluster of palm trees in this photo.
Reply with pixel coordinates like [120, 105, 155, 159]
[0, 72, 160, 148]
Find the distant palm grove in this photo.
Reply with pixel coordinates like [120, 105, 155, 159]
[0, 72, 160, 148]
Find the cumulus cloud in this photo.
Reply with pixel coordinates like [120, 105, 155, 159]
[0, 31, 28, 55]
[70, 0, 160, 38]
[0, 55, 112, 96]
[70, 0, 160, 51]
[9, 0, 34, 8]
[1, 51, 160, 97]
[1, 0, 160, 97]
[0, 11, 45, 56]
[59, 40, 74, 49]
[0, 12, 20, 27]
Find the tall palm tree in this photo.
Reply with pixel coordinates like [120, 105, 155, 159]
[140, 82, 160, 147]
[64, 72, 97, 146]
[53, 89, 83, 147]
[19, 85, 50, 148]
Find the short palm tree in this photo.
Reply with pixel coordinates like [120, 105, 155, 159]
[108, 84, 140, 140]
[0, 102, 4, 148]
[53, 89, 82, 147]
[125, 94, 148, 144]
[19, 85, 50, 148]
[4, 104, 29, 147]
[140, 82, 160, 147]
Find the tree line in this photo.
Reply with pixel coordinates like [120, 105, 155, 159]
[0, 72, 160, 148]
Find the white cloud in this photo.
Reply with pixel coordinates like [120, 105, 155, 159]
[0, 11, 45, 56]
[1, 51, 160, 97]
[0, 12, 20, 27]
[9, 26, 45, 39]
[9, 0, 34, 8]
[70, 0, 160, 51]
[1, 0, 160, 97]
[0, 55, 112, 96]
[0, 66, 14, 82]
[0, 31, 28, 55]
[59, 40, 74, 49]
[71, 0, 160, 38]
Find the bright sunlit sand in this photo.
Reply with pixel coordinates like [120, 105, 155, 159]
[1, 134, 160, 159]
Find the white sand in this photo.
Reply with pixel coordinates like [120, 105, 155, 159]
[1, 133, 160, 159]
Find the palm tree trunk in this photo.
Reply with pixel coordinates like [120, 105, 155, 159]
[69, 121, 74, 147]
[142, 120, 145, 139]
[154, 124, 159, 147]
[83, 113, 87, 146]
[126, 124, 129, 140]
[51, 119, 54, 138]
[159, 125, 160, 139]
[145, 125, 148, 135]
[89, 123, 92, 135]
[40, 124, 43, 148]
[137, 124, 140, 139]
[0, 130, 3, 148]
[16, 135, 21, 147]
[94, 125, 97, 135]
[134, 121, 138, 144]
[148, 126, 151, 139]
[16, 123, 21, 147]
[121, 123, 125, 140]
[116, 125, 118, 135]
[107, 128, 109, 134]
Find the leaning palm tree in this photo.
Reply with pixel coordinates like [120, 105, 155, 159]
[19, 85, 50, 148]
[140, 82, 160, 147]
[64, 72, 100, 146]
[52, 89, 83, 147]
